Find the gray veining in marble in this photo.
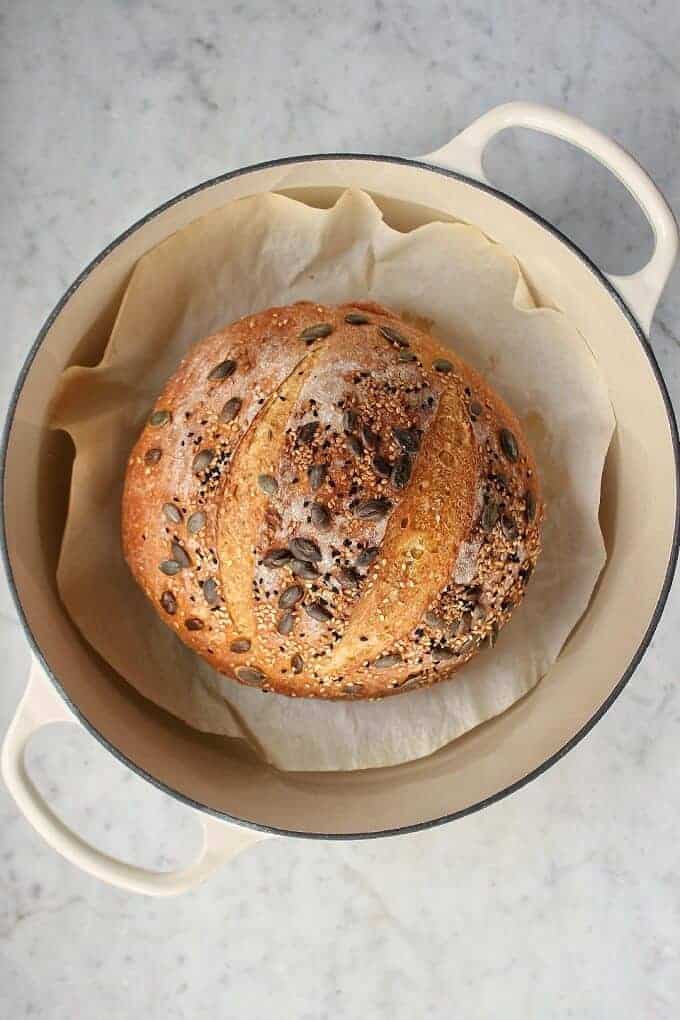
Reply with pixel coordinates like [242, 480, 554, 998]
[1, 1, 680, 1017]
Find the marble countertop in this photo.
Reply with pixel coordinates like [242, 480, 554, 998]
[2, 1, 680, 1016]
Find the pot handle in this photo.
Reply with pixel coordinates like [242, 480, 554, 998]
[1, 660, 270, 896]
[423, 101, 679, 332]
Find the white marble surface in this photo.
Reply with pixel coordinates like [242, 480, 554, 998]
[2, 1, 680, 1016]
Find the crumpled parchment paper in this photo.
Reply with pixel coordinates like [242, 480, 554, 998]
[52, 189, 615, 771]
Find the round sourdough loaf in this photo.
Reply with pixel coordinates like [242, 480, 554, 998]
[122, 300, 543, 699]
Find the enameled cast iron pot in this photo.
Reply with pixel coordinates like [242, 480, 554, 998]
[2, 103, 678, 895]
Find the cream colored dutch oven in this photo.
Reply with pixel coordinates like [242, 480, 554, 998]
[2, 103, 678, 896]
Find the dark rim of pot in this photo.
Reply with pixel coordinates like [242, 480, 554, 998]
[2, 153, 679, 841]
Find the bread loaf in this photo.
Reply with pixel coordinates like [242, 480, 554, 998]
[122, 301, 543, 699]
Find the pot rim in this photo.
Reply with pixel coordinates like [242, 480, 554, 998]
[2, 152, 679, 840]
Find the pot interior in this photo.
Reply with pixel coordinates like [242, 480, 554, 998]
[3, 158, 677, 835]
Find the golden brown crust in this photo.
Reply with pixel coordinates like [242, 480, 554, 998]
[122, 301, 543, 699]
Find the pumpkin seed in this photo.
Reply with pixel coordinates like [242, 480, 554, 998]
[291, 654, 304, 674]
[162, 502, 182, 525]
[499, 428, 519, 462]
[469, 399, 483, 418]
[362, 426, 380, 451]
[263, 548, 292, 569]
[193, 449, 214, 474]
[305, 601, 333, 623]
[289, 537, 322, 562]
[433, 358, 453, 373]
[342, 409, 359, 432]
[160, 590, 177, 614]
[171, 541, 191, 568]
[356, 546, 379, 568]
[257, 473, 278, 496]
[379, 325, 409, 348]
[307, 462, 327, 491]
[347, 434, 364, 458]
[501, 512, 517, 540]
[220, 396, 242, 421]
[159, 559, 182, 576]
[148, 409, 171, 427]
[203, 578, 220, 607]
[374, 653, 402, 669]
[237, 666, 265, 686]
[425, 611, 446, 630]
[277, 611, 295, 636]
[297, 421, 319, 444]
[338, 566, 360, 589]
[525, 490, 536, 522]
[208, 359, 237, 381]
[344, 312, 370, 325]
[299, 323, 333, 343]
[343, 682, 364, 694]
[145, 447, 162, 465]
[399, 672, 422, 689]
[185, 617, 204, 631]
[398, 350, 418, 363]
[372, 455, 392, 477]
[481, 498, 500, 532]
[310, 502, 331, 530]
[354, 498, 392, 520]
[291, 559, 318, 580]
[230, 638, 251, 653]
[279, 584, 304, 608]
[393, 427, 422, 454]
[187, 510, 207, 534]
[391, 453, 412, 489]
[433, 646, 456, 663]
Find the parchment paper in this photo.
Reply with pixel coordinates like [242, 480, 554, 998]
[52, 189, 615, 771]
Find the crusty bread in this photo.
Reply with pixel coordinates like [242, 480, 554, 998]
[122, 301, 543, 699]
